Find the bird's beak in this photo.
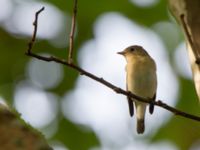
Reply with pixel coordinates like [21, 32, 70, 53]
[117, 51, 125, 55]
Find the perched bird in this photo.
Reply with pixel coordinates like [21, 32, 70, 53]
[118, 45, 157, 134]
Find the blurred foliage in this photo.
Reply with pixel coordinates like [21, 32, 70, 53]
[0, 0, 200, 150]
[53, 118, 98, 150]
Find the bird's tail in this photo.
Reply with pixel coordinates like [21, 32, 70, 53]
[136, 102, 146, 134]
[137, 118, 145, 134]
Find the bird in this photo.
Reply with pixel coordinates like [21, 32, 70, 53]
[118, 45, 157, 134]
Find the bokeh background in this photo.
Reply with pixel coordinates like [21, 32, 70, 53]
[0, 0, 200, 150]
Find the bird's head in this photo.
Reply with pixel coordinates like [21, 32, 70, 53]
[117, 45, 149, 57]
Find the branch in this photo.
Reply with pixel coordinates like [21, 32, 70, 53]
[0, 104, 52, 149]
[25, 7, 200, 122]
[26, 52, 200, 122]
[180, 14, 200, 65]
[68, 0, 78, 63]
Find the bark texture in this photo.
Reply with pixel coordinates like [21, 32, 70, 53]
[169, 0, 200, 101]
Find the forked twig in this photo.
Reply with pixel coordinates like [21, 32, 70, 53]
[27, 7, 45, 54]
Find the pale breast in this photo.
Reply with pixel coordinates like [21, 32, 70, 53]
[126, 57, 157, 99]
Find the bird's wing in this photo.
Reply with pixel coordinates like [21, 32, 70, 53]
[126, 77, 134, 117]
[149, 58, 157, 114]
[149, 92, 156, 114]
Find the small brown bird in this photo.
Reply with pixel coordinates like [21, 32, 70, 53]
[118, 45, 157, 134]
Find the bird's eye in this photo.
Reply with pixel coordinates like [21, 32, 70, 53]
[130, 47, 135, 51]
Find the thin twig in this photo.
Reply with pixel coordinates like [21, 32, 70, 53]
[25, 7, 200, 122]
[27, 7, 45, 54]
[180, 14, 200, 65]
[68, 0, 78, 63]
